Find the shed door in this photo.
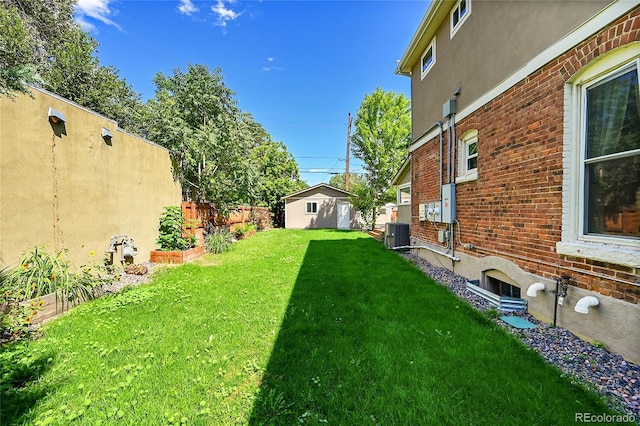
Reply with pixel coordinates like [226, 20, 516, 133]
[337, 201, 350, 229]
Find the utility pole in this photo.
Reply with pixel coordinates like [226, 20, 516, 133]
[346, 112, 352, 191]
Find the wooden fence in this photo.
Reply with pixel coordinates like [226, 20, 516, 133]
[181, 202, 271, 232]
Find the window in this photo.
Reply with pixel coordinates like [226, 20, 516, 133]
[421, 37, 436, 80]
[306, 201, 318, 214]
[583, 64, 640, 238]
[450, 0, 471, 38]
[457, 129, 478, 183]
[558, 47, 640, 267]
[398, 184, 411, 205]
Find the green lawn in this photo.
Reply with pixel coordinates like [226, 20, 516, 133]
[0, 229, 625, 425]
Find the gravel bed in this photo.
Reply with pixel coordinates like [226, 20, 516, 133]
[401, 252, 639, 422]
[101, 261, 155, 294]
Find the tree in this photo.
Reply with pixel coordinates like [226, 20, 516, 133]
[0, 4, 42, 97]
[351, 88, 411, 229]
[328, 173, 365, 191]
[1, 0, 143, 132]
[252, 139, 307, 226]
[146, 64, 259, 211]
[42, 29, 143, 131]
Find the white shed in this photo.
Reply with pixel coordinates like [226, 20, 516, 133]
[283, 184, 359, 229]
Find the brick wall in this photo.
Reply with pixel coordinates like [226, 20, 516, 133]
[412, 8, 640, 304]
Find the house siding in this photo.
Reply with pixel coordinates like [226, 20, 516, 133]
[409, 0, 610, 136]
[408, 5, 640, 363]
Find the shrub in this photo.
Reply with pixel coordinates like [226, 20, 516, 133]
[157, 206, 195, 251]
[205, 228, 235, 254]
[234, 222, 257, 239]
[0, 247, 112, 340]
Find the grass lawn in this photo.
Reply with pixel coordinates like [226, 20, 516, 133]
[0, 229, 626, 425]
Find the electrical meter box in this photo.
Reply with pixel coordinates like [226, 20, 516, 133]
[418, 203, 427, 221]
[427, 201, 441, 222]
[441, 183, 456, 224]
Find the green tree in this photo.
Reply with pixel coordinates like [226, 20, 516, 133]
[328, 173, 365, 191]
[351, 88, 410, 229]
[0, 4, 42, 97]
[146, 64, 259, 211]
[1, 0, 143, 132]
[42, 29, 143, 131]
[252, 139, 307, 216]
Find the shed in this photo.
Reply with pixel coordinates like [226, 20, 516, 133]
[283, 184, 358, 229]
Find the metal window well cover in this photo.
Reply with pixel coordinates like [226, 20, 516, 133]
[500, 315, 537, 329]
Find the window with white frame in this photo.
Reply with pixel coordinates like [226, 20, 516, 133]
[450, 0, 471, 38]
[457, 129, 478, 183]
[397, 183, 411, 205]
[420, 37, 436, 80]
[558, 49, 640, 267]
[306, 201, 318, 214]
[583, 63, 640, 238]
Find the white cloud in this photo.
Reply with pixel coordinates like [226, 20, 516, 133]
[262, 57, 284, 72]
[211, 0, 243, 27]
[178, 0, 199, 16]
[74, 0, 121, 32]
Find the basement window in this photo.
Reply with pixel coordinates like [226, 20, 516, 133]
[486, 276, 521, 299]
[306, 201, 318, 214]
[465, 270, 527, 311]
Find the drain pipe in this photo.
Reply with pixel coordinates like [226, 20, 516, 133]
[437, 121, 444, 200]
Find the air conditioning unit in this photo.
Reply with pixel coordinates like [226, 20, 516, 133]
[385, 223, 410, 249]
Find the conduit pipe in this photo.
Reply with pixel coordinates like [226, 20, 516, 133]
[391, 244, 460, 262]
[575, 296, 600, 314]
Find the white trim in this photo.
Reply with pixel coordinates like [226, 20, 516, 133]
[557, 241, 640, 268]
[305, 201, 318, 214]
[450, 0, 471, 39]
[558, 44, 640, 265]
[421, 37, 436, 80]
[410, 0, 640, 152]
[457, 129, 478, 183]
[397, 182, 411, 205]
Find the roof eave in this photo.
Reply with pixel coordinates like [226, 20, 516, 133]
[397, 0, 448, 74]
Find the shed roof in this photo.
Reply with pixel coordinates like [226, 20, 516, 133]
[283, 183, 351, 200]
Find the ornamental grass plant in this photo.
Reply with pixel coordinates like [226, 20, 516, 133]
[0, 230, 627, 425]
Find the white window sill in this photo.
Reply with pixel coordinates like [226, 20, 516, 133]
[556, 240, 640, 268]
[456, 171, 478, 184]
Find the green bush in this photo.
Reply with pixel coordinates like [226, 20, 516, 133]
[0, 247, 112, 340]
[205, 228, 235, 254]
[234, 222, 256, 238]
[157, 206, 195, 251]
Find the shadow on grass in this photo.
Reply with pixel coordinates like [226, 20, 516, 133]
[249, 234, 618, 425]
[0, 341, 56, 425]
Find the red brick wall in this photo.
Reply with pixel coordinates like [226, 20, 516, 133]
[411, 8, 640, 304]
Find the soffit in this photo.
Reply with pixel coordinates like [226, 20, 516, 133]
[397, 0, 449, 74]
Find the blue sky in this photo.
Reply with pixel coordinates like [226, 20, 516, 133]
[74, 0, 428, 186]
